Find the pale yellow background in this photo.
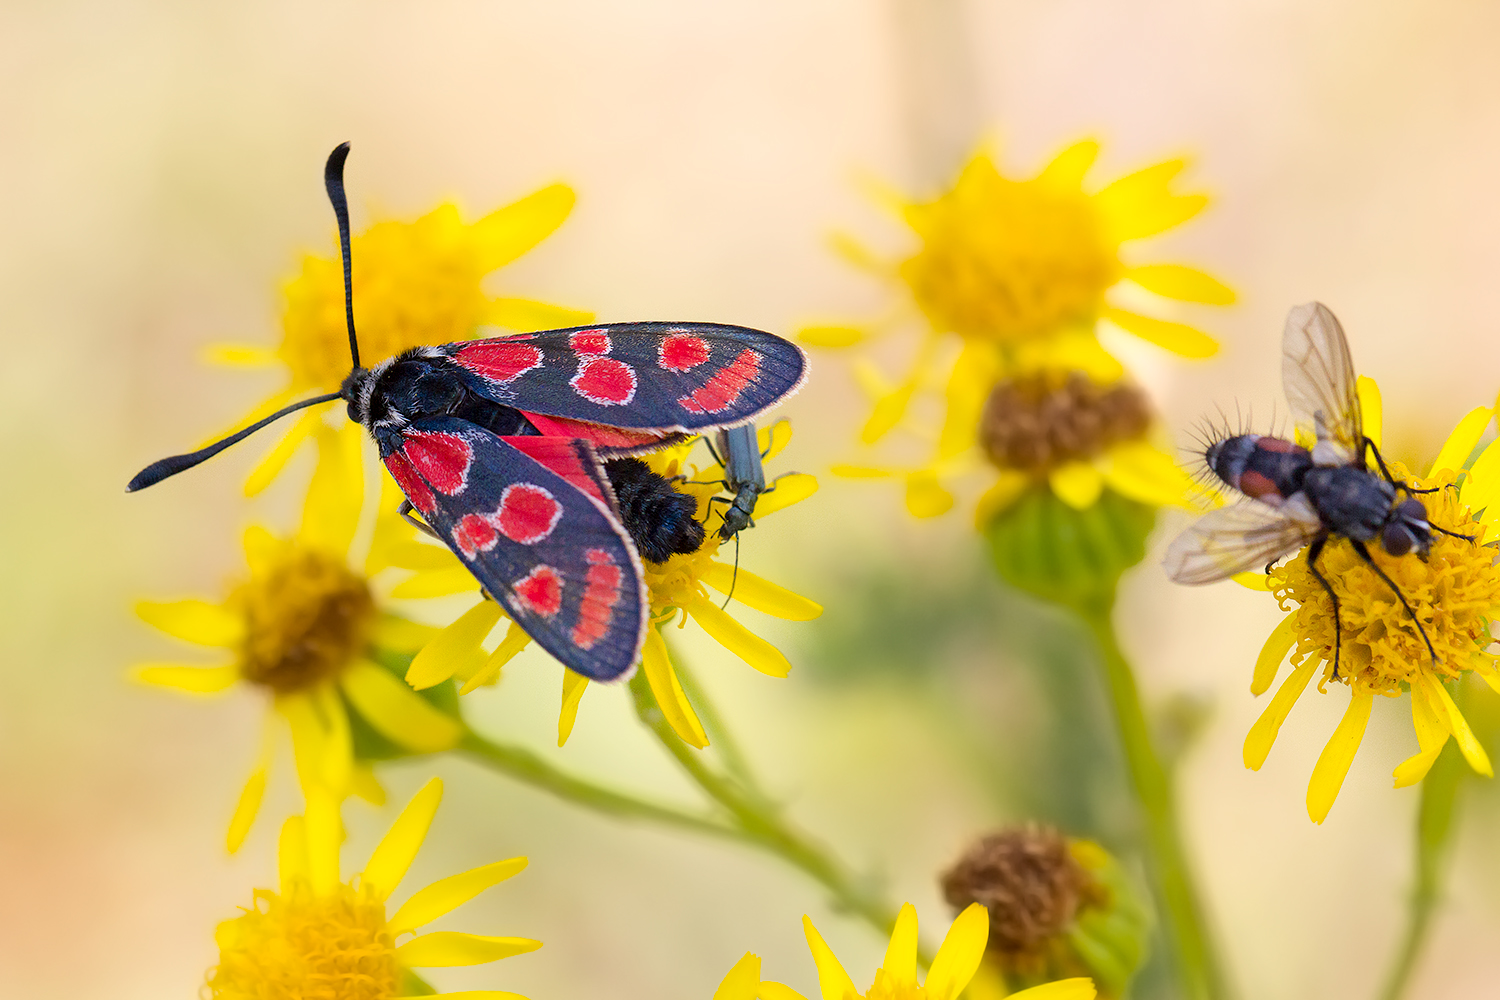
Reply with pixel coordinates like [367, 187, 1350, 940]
[3, 2, 1500, 998]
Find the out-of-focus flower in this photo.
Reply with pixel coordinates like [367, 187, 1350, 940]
[711, 902, 1095, 1000]
[940, 827, 1149, 998]
[207, 778, 538, 1000]
[207, 187, 591, 495]
[134, 427, 461, 851]
[1242, 391, 1500, 822]
[400, 422, 822, 749]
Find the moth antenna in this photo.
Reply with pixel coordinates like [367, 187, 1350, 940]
[323, 142, 360, 370]
[127, 392, 342, 492]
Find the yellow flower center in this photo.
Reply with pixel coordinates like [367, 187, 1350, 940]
[234, 547, 375, 694]
[899, 157, 1119, 343]
[280, 205, 490, 392]
[979, 372, 1151, 474]
[1271, 467, 1500, 695]
[207, 884, 399, 1000]
[862, 970, 929, 1000]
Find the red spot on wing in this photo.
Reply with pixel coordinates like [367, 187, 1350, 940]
[659, 333, 710, 371]
[569, 329, 611, 356]
[502, 436, 606, 503]
[454, 513, 499, 557]
[496, 483, 563, 544]
[677, 348, 762, 415]
[520, 414, 668, 454]
[572, 548, 624, 650]
[403, 431, 473, 495]
[455, 341, 544, 384]
[513, 565, 564, 618]
[571, 357, 637, 406]
[1256, 437, 1303, 455]
[384, 452, 437, 518]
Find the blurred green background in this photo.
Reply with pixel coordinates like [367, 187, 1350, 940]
[4, 2, 1500, 997]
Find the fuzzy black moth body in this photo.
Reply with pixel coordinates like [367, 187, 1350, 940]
[603, 458, 705, 563]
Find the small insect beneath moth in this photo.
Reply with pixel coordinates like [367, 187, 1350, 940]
[1164, 302, 1473, 676]
[128, 143, 807, 682]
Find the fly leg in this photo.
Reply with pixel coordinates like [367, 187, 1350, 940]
[398, 499, 440, 540]
[1306, 535, 1343, 680]
[1364, 436, 1445, 495]
[1350, 539, 1440, 665]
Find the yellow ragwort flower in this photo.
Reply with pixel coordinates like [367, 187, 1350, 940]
[711, 902, 1095, 1000]
[208, 185, 591, 495]
[208, 778, 538, 1000]
[809, 140, 1227, 521]
[395, 422, 821, 748]
[134, 426, 462, 852]
[1241, 387, 1500, 822]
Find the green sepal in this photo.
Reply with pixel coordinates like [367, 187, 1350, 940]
[344, 642, 463, 763]
[1066, 839, 1153, 998]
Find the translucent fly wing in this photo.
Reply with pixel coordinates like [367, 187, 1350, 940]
[1163, 493, 1323, 585]
[1282, 302, 1363, 466]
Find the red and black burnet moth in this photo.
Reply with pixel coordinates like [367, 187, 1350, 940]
[129, 143, 807, 682]
[1164, 302, 1473, 676]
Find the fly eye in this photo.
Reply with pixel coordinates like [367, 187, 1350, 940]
[1398, 497, 1428, 521]
[1383, 521, 1414, 557]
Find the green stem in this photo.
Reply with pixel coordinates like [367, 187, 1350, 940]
[1077, 595, 1229, 1000]
[1377, 693, 1469, 1000]
[626, 670, 907, 944]
[667, 643, 765, 798]
[457, 727, 748, 845]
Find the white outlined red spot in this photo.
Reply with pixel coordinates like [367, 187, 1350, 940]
[384, 452, 437, 517]
[513, 565, 564, 618]
[402, 431, 473, 495]
[571, 357, 637, 406]
[677, 348, 762, 414]
[495, 483, 564, 544]
[572, 548, 624, 650]
[569, 329, 611, 356]
[455, 341, 544, 384]
[453, 513, 500, 557]
[658, 332, 710, 372]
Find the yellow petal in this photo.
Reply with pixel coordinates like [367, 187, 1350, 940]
[244, 409, 323, 498]
[389, 857, 529, 935]
[701, 563, 822, 620]
[802, 915, 857, 1000]
[278, 815, 309, 895]
[558, 669, 589, 748]
[387, 540, 466, 571]
[281, 690, 352, 796]
[341, 661, 461, 753]
[746, 473, 817, 520]
[1394, 679, 1449, 787]
[799, 325, 867, 348]
[363, 777, 444, 899]
[1307, 690, 1374, 824]
[758, 984, 811, 1000]
[227, 759, 268, 855]
[828, 230, 889, 275]
[1093, 159, 1207, 241]
[408, 602, 503, 689]
[1428, 406, 1493, 478]
[906, 469, 954, 518]
[300, 424, 364, 555]
[925, 903, 989, 1000]
[461, 621, 532, 695]
[373, 616, 440, 654]
[304, 785, 343, 896]
[974, 471, 1029, 528]
[1103, 440, 1195, 509]
[641, 629, 709, 748]
[831, 464, 895, 479]
[939, 341, 1001, 459]
[1007, 980, 1097, 1000]
[133, 662, 239, 694]
[1038, 139, 1099, 188]
[135, 600, 243, 647]
[1460, 436, 1500, 515]
[351, 763, 387, 806]
[471, 182, 575, 272]
[1125, 264, 1235, 305]
[761, 419, 794, 462]
[243, 524, 281, 575]
[1101, 307, 1218, 359]
[1356, 376, 1382, 451]
[395, 932, 542, 967]
[392, 566, 483, 599]
[1243, 658, 1317, 770]
[400, 993, 529, 1000]
[862, 384, 916, 444]
[1428, 676, 1493, 776]
[1232, 571, 1272, 591]
[202, 342, 278, 367]
[1049, 461, 1104, 510]
[483, 297, 594, 332]
[311, 683, 354, 794]
[881, 903, 920, 990]
[713, 952, 763, 1000]
[1251, 616, 1299, 696]
[685, 596, 792, 678]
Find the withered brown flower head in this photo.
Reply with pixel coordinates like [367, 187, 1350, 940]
[979, 372, 1152, 475]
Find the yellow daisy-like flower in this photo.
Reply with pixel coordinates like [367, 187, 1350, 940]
[208, 778, 538, 1000]
[134, 426, 462, 852]
[1241, 389, 1500, 823]
[210, 185, 592, 495]
[397, 422, 821, 749]
[711, 902, 1095, 1000]
[809, 140, 1225, 523]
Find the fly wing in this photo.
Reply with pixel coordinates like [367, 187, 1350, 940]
[441, 322, 807, 433]
[381, 416, 647, 681]
[1282, 302, 1363, 466]
[1163, 493, 1323, 585]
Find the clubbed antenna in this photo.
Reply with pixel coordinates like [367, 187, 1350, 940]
[324, 141, 360, 370]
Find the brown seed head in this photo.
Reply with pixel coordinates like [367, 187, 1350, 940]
[234, 548, 375, 694]
[979, 372, 1152, 474]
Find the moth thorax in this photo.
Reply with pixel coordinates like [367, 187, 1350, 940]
[979, 372, 1152, 473]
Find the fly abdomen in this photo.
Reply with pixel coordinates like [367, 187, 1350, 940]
[1205, 434, 1312, 506]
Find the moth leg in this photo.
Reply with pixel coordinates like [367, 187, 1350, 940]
[398, 499, 440, 540]
[1350, 539, 1440, 665]
[1306, 535, 1343, 680]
